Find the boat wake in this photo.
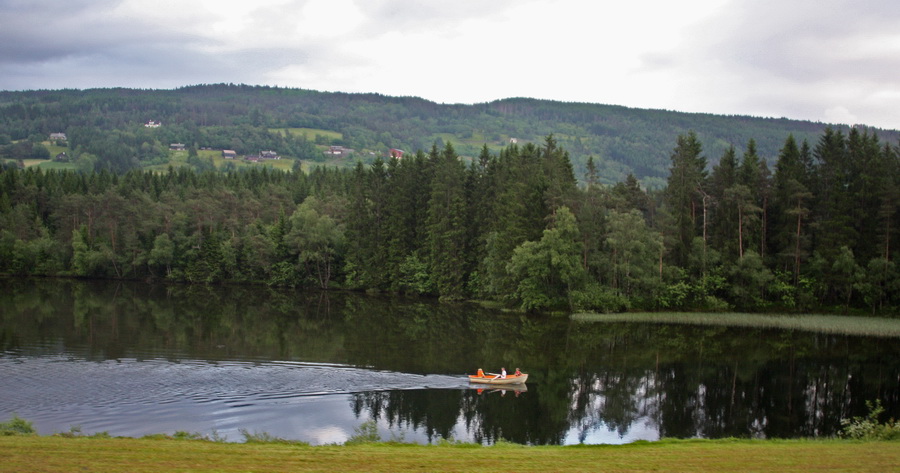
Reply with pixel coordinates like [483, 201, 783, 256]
[2, 355, 469, 409]
[0, 354, 474, 441]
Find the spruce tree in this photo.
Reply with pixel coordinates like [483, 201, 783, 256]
[772, 135, 812, 281]
[812, 127, 855, 260]
[426, 142, 468, 300]
[664, 131, 707, 267]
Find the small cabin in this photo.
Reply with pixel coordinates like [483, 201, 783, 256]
[222, 150, 237, 159]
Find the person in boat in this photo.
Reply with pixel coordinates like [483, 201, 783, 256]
[514, 368, 522, 377]
[494, 367, 507, 379]
[476, 368, 485, 378]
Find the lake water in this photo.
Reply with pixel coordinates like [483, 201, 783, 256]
[1, 278, 897, 444]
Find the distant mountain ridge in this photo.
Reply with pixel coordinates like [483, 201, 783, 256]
[1, 84, 896, 186]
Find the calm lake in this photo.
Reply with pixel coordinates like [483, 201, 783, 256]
[1, 278, 898, 445]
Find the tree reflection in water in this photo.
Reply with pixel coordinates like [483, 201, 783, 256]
[1, 278, 897, 444]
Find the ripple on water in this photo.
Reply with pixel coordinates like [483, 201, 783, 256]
[0, 353, 469, 438]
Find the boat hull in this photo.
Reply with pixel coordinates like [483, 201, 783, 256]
[468, 373, 528, 385]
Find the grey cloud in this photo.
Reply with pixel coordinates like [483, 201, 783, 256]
[0, 0, 322, 89]
[0, 0, 522, 90]
[2, 44, 315, 91]
[630, 0, 900, 127]
[1, 0, 136, 63]
[693, 0, 900, 83]
[0, 0, 213, 78]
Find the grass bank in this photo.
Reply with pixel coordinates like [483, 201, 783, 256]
[1, 436, 897, 472]
[572, 312, 900, 338]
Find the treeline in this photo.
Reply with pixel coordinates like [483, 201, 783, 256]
[1, 130, 898, 314]
[4, 84, 892, 185]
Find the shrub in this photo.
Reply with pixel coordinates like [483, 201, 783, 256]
[840, 400, 900, 440]
[0, 415, 36, 436]
[569, 283, 629, 313]
[173, 431, 206, 440]
[435, 437, 480, 447]
[239, 429, 308, 445]
[55, 426, 109, 438]
[345, 420, 381, 445]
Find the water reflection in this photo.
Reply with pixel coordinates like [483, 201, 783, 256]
[1, 278, 897, 444]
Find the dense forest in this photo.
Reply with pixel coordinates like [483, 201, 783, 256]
[1, 125, 898, 314]
[3, 84, 898, 187]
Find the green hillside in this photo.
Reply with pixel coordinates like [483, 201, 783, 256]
[1, 84, 897, 186]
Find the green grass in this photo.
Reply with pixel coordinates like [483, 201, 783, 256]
[0, 436, 896, 472]
[572, 312, 900, 338]
[270, 127, 343, 141]
[21, 160, 77, 170]
[142, 150, 298, 173]
[43, 142, 68, 157]
[297, 155, 369, 171]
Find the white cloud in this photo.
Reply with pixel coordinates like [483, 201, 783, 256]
[824, 106, 858, 126]
[296, 0, 366, 39]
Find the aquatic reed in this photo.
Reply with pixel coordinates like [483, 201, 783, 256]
[571, 312, 900, 338]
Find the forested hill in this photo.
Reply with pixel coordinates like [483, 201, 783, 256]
[2, 84, 897, 186]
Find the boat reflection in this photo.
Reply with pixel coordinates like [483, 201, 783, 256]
[470, 384, 527, 396]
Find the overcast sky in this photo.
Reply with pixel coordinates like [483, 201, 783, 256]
[3, 0, 899, 129]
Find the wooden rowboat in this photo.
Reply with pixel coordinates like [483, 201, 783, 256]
[468, 373, 528, 385]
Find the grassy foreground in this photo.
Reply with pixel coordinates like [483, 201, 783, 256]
[1, 437, 898, 472]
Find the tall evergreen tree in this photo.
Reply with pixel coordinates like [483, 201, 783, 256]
[846, 128, 887, 262]
[736, 139, 767, 260]
[664, 131, 708, 267]
[465, 145, 498, 294]
[479, 143, 546, 297]
[772, 135, 813, 282]
[426, 142, 468, 300]
[343, 162, 373, 288]
[812, 128, 855, 260]
[540, 134, 578, 214]
[876, 143, 900, 260]
[708, 146, 738, 259]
